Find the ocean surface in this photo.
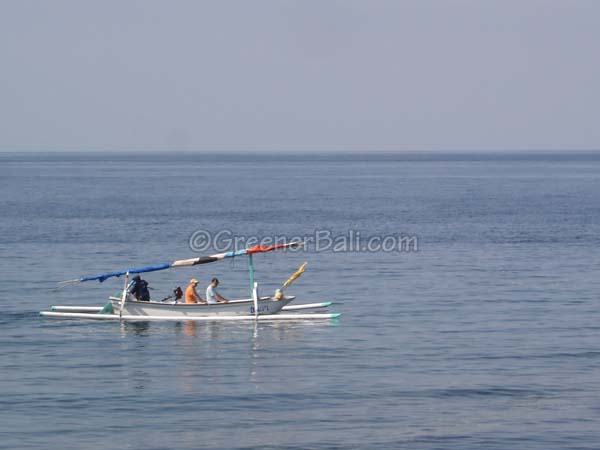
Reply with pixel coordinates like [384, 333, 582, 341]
[1, 152, 600, 450]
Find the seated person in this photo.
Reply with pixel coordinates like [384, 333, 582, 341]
[129, 275, 150, 301]
[206, 278, 229, 304]
[185, 279, 206, 304]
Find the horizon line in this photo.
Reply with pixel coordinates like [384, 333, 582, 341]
[2, 148, 600, 155]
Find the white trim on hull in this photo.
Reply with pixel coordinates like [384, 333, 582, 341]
[51, 306, 104, 312]
[281, 302, 332, 311]
[39, 311, 341, 321]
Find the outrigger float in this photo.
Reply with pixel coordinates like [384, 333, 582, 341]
[40, 242, 341, 322]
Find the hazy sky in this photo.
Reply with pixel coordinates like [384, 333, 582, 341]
[1, 0, 599, 152]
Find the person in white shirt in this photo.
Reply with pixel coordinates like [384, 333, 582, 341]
[206, 278, 229, 304]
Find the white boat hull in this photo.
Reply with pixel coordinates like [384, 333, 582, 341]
[109, 295, 295, 317]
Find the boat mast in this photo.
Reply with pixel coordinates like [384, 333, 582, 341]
[248, 254, 258, 316]
[248, 254, 255, 296]
[119, 271, 129, 319]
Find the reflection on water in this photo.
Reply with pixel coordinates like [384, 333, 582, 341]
[184, 320, 197, 337]
[120, 321, 151, 336]
[169, 319, 341, 392]
[118, 318, 339, 343]
[250, 321, 261, 383]
[113, 318, 340, 395]
[177, 320, 224, 340]
[130, 367, 150, 391]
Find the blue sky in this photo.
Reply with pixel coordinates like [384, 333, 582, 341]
[1, 0, 599, 152]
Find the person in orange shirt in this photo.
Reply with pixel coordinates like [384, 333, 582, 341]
[185, 279, 206, 304]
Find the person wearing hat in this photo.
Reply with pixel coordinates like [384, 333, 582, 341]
[185, 278, 206, 304]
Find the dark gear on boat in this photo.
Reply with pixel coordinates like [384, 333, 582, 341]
[160, 286, 183, 302]
[173, 286, 183, 300]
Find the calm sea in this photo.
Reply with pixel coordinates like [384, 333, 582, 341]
[1, 152, 600, 449]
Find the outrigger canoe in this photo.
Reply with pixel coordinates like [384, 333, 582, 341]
[40, 242, 341, 321]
